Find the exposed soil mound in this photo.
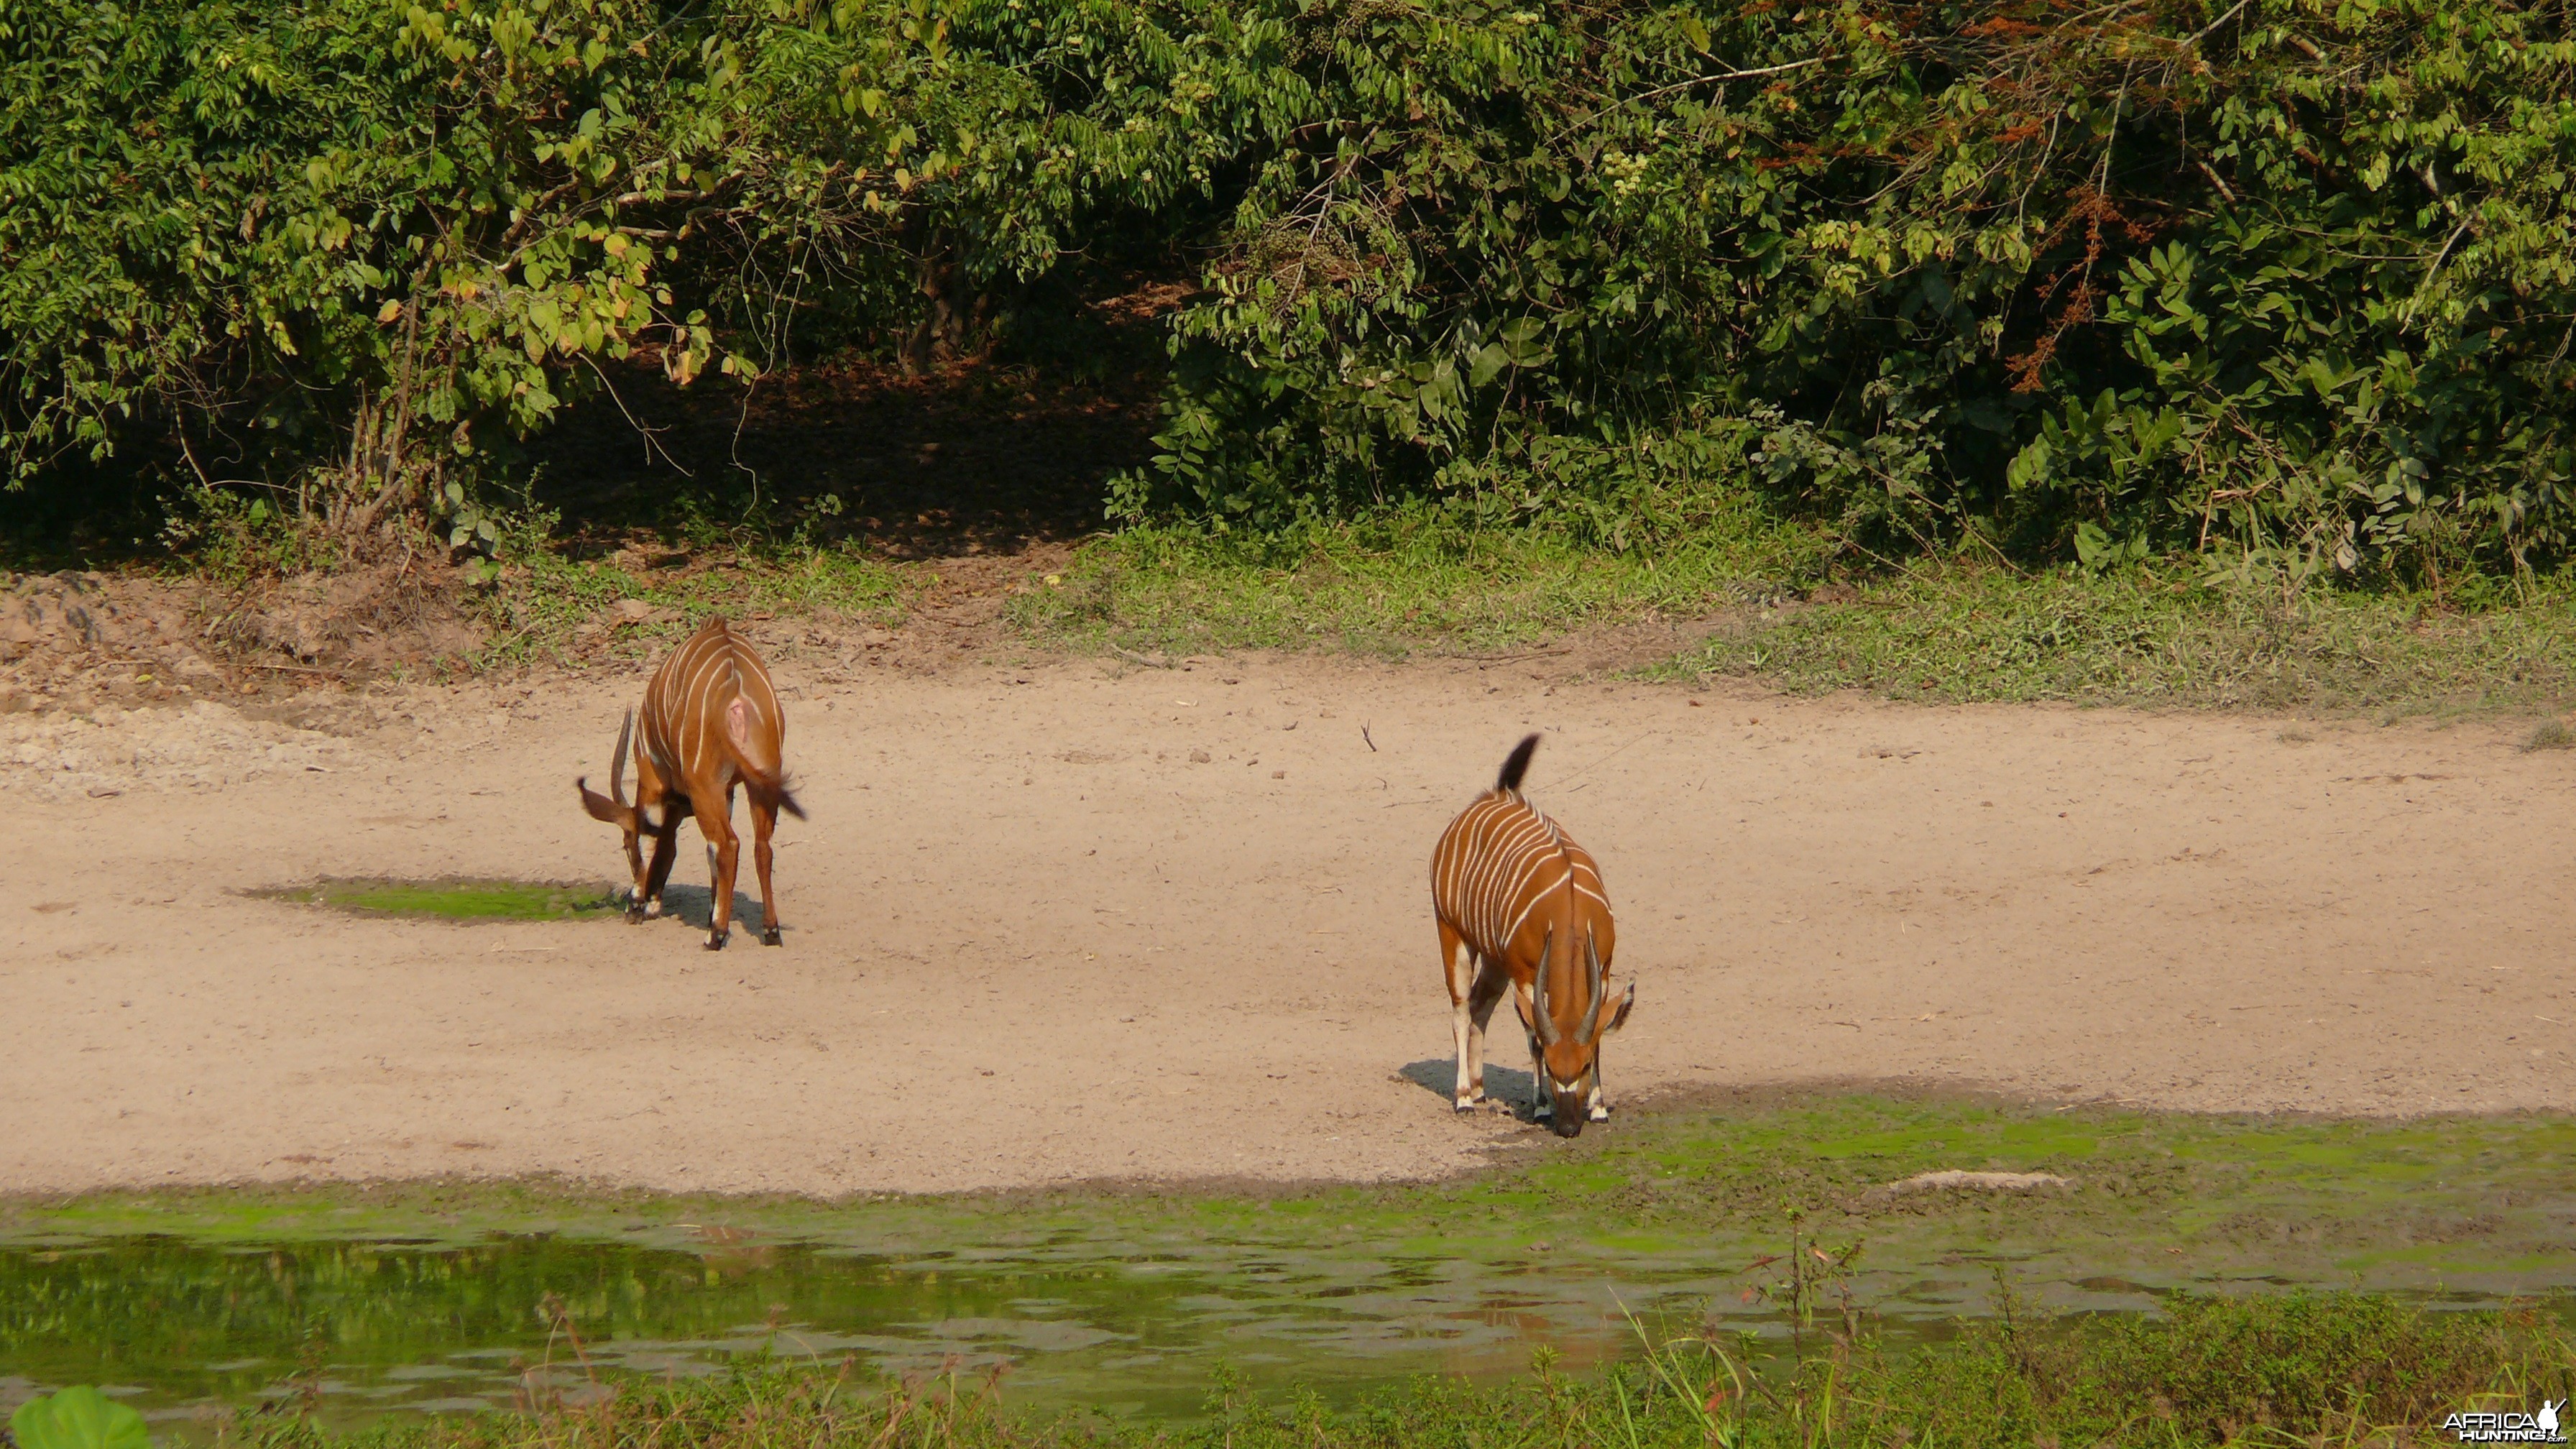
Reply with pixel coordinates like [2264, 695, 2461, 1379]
[0, 564, 485, 719]
[203, 561, 484, 676]
[2, 571, 228, 714]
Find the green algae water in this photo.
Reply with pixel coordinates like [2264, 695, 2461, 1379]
[6, 1095, 2572, 1438]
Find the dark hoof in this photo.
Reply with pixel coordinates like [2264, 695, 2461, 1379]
[760, 927, 782, 947]
[704, 932, 728, 952]
[625, 906, 647, 924]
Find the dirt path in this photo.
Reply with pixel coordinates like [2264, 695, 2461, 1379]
[4, 645, 2572, 1197]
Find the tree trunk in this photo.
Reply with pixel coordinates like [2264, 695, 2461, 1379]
[901, 233, 975, 375]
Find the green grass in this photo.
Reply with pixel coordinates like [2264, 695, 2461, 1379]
[1659, 564, 2576, 717]
[1006, 502, 1824, 658]
[253, 878, 620, 921]
[197, 470, 2575, 720]
[187, 1294, 2576, 1449]
[14, 1095, 2575, 1289]
[475, 536, 922, 668]
[998, 497, 2576, 717]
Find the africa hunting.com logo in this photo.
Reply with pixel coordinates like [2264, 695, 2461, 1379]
[2447, 1400, 2567, 1444]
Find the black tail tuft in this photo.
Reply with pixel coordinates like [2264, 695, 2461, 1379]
[1496, 733, 1541, 793]
[752, 767, 809, 822]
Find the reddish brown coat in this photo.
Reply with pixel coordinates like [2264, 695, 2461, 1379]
[579, 617, 804, 949]
[1429, 735, 1632, 1136]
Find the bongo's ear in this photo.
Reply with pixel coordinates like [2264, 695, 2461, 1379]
[578, 778, 638, 834]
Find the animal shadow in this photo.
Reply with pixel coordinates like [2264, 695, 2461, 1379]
[1398, 1058, 1537, 1116]
[644, 884, 771, 935]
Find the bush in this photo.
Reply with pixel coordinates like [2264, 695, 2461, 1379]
[9, 0, 2575, 584]
[1117, 0, 2576, 585]
[0, 0, 1244, 540]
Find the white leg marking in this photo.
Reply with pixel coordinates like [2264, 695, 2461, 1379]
[1466, 962, 1495, 1107]
[1451, 1006, 1475, 1113]
[705, 842, 724, 944]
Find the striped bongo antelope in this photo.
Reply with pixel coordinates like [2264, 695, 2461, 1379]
[577, 617, 806, 949]
[1430, 734, 1632, 1136]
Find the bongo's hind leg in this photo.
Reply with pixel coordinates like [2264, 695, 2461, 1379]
[750, 794, 782, 946]
[1440, 919, 1481, 1110]
[694, 784, 738, 950]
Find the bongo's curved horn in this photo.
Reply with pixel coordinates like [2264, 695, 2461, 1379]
[1531, 926, 1562, 1046]
[1578, 929, 1608, 1039]
[610, 708, 632, 806]
[576, 708, 640, 832]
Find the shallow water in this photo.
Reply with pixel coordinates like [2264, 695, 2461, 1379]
[11, 1099, 2575, 1436]
[3, 1218, 2568, 1437]
[6, 1230, 1757, 1431]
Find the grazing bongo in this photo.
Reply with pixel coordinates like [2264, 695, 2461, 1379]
[1430, 734, 1632, 1136]
[577, 617, 805, 949]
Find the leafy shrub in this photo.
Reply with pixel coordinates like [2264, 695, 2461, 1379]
[7, 0, 2574, 584]
[0, 0, 1242, 537]
[1121, 0, 2576, 584]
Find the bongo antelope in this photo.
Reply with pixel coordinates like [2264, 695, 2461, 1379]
[577, 616, 805, 949]
[1430, 734, 1632, 1136]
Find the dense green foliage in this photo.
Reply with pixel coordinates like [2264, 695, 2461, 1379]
[1131, 0, 2576, 587]
[198, 1295, 2572, 1449]
[0, 0, 1224, 533]
[5, 0, 2574, 581]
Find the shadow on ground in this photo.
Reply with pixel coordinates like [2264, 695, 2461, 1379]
[638, 883, 773, 937]
[1399, 1057, 1538, 1116]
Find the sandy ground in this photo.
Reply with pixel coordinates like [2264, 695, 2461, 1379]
[4, 645, 2573, 1197]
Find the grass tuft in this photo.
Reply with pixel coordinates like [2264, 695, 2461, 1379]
[1880, 1292, 2565, 1446]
